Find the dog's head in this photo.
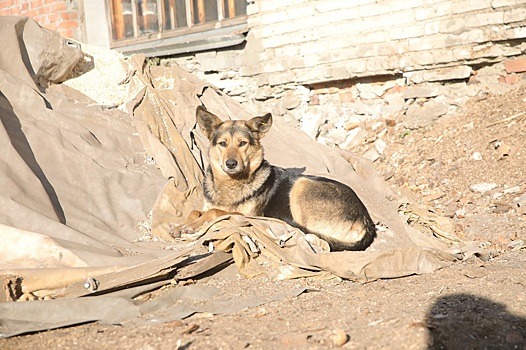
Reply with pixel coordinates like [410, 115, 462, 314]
[196, 106, 272, 178]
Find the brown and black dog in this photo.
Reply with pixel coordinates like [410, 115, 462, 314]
[172, 106, 376, 251]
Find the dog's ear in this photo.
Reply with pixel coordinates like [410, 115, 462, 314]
[196, 106, 222, 140]
[246, 113, 272, 139]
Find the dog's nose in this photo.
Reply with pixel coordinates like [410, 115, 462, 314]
[225, 159, 238, 169]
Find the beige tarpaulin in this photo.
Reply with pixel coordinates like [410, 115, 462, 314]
[0, 17, 468, 337]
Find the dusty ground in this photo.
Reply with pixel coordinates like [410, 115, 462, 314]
[367, 84, 526, 249]
[2, 85, 525, 350]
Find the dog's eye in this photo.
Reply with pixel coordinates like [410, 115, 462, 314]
[218, 141, 227, 147]
[239, 141, 247, 147]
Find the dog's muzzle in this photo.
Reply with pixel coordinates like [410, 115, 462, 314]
[225, 159, 238, 170]
[223, 159, 244, 174]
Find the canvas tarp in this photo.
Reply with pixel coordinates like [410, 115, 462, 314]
[0, 17, 470, 338]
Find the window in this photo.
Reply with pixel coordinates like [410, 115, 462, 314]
[109, 0, 247, 43]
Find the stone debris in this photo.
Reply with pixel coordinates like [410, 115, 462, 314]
[470, 183, 499, 193]
[366, 83, 526, 250]
[403, 98, 449, 129]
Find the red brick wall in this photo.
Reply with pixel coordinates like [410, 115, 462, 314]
[0, 0, 80, 39]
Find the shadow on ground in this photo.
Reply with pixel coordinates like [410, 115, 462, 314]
[427, 293, 526, 350]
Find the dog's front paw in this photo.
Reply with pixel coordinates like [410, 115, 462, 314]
[169, 223, 197, 238]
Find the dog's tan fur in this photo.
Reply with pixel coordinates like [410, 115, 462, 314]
[172, 106, 376, 251]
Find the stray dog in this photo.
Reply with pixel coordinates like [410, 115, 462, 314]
[172, 106, 376, 251]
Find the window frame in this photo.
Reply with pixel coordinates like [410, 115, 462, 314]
[106, 0, 248, 55]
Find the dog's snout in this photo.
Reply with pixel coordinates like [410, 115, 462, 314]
[225, 159, 238, 169]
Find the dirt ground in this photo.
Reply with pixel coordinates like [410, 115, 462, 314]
[2, 84, 525, 350]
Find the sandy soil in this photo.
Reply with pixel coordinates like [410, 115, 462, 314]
[367, 84, 526, 249]
[1, 84, 525, 350]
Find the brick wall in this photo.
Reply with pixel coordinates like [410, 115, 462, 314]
[165, 0, 526, 152]
[0, 0, 80, 39]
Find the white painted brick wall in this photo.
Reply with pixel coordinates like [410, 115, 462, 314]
[167, 0, 526, 85]
[451, 0, 492, 14]
[244, 0, 525, 85]
[505, 8, 526, 22]
[163, 0, 526, 146]
[492, 0, 526, 8]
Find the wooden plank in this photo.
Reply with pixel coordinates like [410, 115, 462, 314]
[140, 0, 149, 33]
[157, 0, 164, 32]
[197, 0, 205, 23]
[111, 0, 124, 40]
[170, 0, 176, 29]
[131, 0, 139, 37]
[227, 0, 235, 17]
[217, 0, 224, 21]
[63, 247, 195, 298]
[185, 0, 193, 27]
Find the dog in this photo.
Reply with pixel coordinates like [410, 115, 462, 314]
[172, 106, 376, 251]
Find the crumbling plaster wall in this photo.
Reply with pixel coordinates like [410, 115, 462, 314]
[163, 0, 526, 153]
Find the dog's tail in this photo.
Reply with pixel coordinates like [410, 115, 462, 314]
[350, 214, 377, 251]
[327, 214, 377, 252]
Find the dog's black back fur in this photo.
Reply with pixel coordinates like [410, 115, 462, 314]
[226, 161, 376, 251]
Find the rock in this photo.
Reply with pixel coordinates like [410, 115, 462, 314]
[254, 307, 267, 318]
[341, 127, 367, 150]
[444, 203, 458, 218]
[492, 203, 513, 214]
[362, 147, 380, 162]
[382, 92, 406, 114]
[504, 57, 526, 73]
[253, 86, 274, 101]
[356, 81, 396, 99]
[409, 65, 472, 84]
[300, 112, 324, 139]
[374, 139, 387, 154]
[470, 183, 498, 193]
[272, 103, 287, 116]
[351, 100, 383, 116]
[508, 240, 526, 250]
[325, 127, 348, 145]
[344, 121, 360, 131]
[455, 209, 466, 218]
[402, 84, 441, 99]
[497, 142, 513, 159]
[331, 329, 349, 347]
[514, 193, 526, 215]
[403, 99, 448, 129]
[281, 93, 302, 110]
[502, 186, 521, 194]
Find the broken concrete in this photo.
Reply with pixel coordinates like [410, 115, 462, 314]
[403, 99, 449, 129]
